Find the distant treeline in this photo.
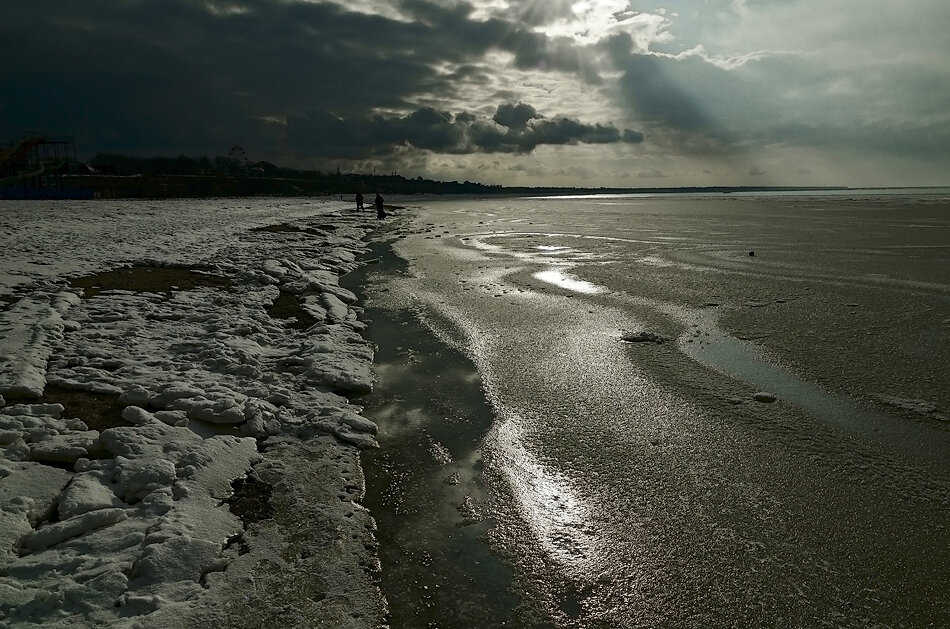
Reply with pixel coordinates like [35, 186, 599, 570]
[89, 153, 246, 177]
[75, 153, 849, 199]
[86, 153, 503, 195]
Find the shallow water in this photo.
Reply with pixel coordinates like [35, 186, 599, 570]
[362, 192, 950, 628]
[350, 243, 527, 627]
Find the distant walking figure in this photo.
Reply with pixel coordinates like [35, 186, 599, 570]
[355, 192, 364, 212]
[375, 193, 386, 219]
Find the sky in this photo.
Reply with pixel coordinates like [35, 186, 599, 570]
[2, 0, 948, 187]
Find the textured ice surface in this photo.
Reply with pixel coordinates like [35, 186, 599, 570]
[0, 199, 384, 627]
[0, 292, 80, 398]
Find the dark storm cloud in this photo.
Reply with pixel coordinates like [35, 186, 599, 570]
[0, 0, 600, 160]
[492, 102, 540, 129]
[4, 0, 948, 185]
[288, 103, 643, 157]
[1, 0, 435, 154]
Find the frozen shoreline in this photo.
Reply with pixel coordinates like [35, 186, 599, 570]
[0, 199, 387, 627]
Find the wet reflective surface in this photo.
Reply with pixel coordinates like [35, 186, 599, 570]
[352, 244, 528, 628]
[363, 193, 950, 628]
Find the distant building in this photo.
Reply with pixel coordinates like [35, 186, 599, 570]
[0, 135, 93, 199]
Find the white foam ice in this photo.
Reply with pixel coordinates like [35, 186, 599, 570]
[0, 199, 386, 627]
[0, 292, 81, 398]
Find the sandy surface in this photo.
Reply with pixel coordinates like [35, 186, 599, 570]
[363, 193, 949, 627]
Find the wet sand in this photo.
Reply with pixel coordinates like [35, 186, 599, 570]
[348, 241, 527, 626]
[361, 193, 949, 628]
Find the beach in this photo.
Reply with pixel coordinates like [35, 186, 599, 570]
[1, 192, 948, 628]
[360, 191, 949, 627]
[0, 199, 386, 627]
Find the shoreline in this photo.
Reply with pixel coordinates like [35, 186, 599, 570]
[0, 200, 388, 627]
[360, 193, 950, 626]
[347, 236, 530, 626]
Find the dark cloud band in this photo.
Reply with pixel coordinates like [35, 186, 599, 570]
[288, 103, 643, 158]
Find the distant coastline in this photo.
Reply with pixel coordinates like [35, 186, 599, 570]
[2, 146, 942, 200]
[4, 171, 854, 200]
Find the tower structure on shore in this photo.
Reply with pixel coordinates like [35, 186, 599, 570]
[0, 135, 88, 198]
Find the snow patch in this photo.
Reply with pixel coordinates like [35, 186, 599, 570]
[0, 200, 385, 626]
[0, 293, 80, 398]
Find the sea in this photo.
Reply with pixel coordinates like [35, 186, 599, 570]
[356, 190, 950, 628]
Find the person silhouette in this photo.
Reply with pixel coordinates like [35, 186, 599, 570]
[375, 193, 386, 219]
[355, 192, 364, 212]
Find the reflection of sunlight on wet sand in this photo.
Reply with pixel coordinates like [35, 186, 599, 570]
[467, 237, 504, 254]
[490, 416, 600, 576]
[533, 269, 605, 294]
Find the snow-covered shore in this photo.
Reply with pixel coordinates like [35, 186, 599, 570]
[0, 199, 387, 627]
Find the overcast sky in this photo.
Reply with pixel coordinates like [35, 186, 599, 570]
[3, 0, 948, 186]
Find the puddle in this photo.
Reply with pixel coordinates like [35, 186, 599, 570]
[266, 291, 317, 330]
[227, 475, 275, 525]
[345, 240, 528, 628]
[533, 269, 604, 294]
[38, 385, 131, 432]
[683, 329, 950, 467]
[70, 264, 232, 299]
[250, 224, 306, 233]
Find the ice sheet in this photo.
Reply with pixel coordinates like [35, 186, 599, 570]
[0, 199, 385, 627]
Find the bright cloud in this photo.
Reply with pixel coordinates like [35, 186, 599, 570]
[531, 0, 673, 50]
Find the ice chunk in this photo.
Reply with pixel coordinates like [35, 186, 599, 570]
[118, 385, 152, 406]
[113, 456, 178, 503]
[876, 394, 948, 422]
[153, 410, 189, 427]
[0, 461, 71, 528]
[0, 498, 34, 560]
[130, 535, 224, 585]
[20, 507, 127, 554]
[28, 432, 98, 464]
[302, 336, 374, 394]
[0, 293, 79, 398]
[176, 435, 261, 499]
[338, 410, 378, 435]
[96, 421, 202, 460]
[322, 292, 349, 322]
[261, 259, 288, 279]
[121, 405, 153, 425]
[150, 383, 203, 407]
[241, 398, 280, 438]
[333, 428, 378, 450]
[185, 401, 246, 424]
[57, 470, 125, 518]
[0, 403, 65, 418]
